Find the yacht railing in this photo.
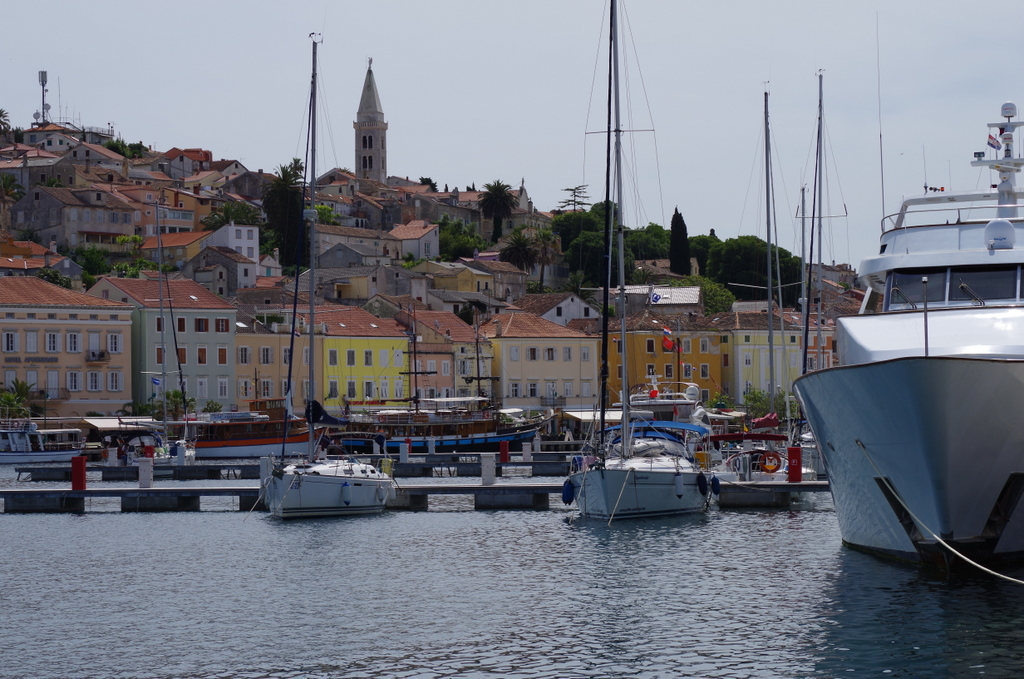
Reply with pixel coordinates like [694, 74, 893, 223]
[883, 200, 1024, 232]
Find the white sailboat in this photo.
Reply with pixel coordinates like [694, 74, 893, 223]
[794, 102, 1024, 570]
[564, 0, 711, 521]
[261, 35, 394, 519]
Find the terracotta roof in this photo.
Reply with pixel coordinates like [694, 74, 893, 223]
[366, 294, 428, 313]
[513, 292, 575, 315]
[15, 241, 53, 256]
[251, 276, 290, 289]
[0, 255, 67, 271]
[480, 312, 590, 339]
[94, 277, 235, 309]
[708, 311, 801, 331]
[566, 318, 600, 334]
[140, 231, 212, 250]
[389, 220, 437, 240]
[26, 186, 133, 211]
[465, 259, 528, 275]
[68, 142, 124, 161]
[298, 307, 406, 338]
[315, 224, 399, 240]
[0, 276, 130, 307]
[206, 245, 256, 263]
[402, 310, 478, 342]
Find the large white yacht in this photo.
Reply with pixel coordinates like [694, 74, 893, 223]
[794, 103, 1024, 570]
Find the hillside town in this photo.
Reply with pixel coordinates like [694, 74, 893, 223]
[0, 64, 859, 424]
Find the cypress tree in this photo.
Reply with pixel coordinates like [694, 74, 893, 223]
[669, 207, 691, 275]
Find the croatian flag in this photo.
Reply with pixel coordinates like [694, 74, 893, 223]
[988, 134, 1001, 150]
[662, 327, 674, 351]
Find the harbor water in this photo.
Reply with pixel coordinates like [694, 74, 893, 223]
[2, 466, 1024, 678]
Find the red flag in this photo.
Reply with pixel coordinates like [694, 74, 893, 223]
[662, 328, 674, 351]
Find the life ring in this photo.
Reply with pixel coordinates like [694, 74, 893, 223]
[761, 451, 783, 473]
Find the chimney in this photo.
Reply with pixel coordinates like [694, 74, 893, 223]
[273, 248, 280, 262]
[49, 238, 57, 253]
[193, 186, 199, 195]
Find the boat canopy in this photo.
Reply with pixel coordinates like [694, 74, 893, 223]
[420, 397, 487, 404]
[82, 417, 159, 431]
[562, 409, 655, 422]
[710, 432, 788, 442]
[605, 420, 709, 436]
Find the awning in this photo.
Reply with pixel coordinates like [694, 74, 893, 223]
[561, 409, 654, 422]
[82, 417, 159, 431]
[605, 421, 709, 436]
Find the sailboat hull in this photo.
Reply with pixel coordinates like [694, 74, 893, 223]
[262, 459, 394, 519]
[569, 461, 708, 520]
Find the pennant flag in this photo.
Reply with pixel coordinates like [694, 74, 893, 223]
[151, 377, 161, 386]
[649, 290, 662, 304]
[662, 327, 674, 351]
[988, 134, 1001, 150]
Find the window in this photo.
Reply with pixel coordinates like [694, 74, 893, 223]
[683, 363, 693, 378]
[720, 335, 729, 344]
[682, 339, 692, 354]
[394, 350, 403, 367]
[543, 347, 555, 361]
[583, 307, 591, 317]
[107, 333, 122, 353]
[700, 337, 710, 353]
[303, 347, 309, 365]
[156, 316, 163, 332]
[197, 377, 208, 399]
[347, 380, 357, 398]
[328, 379, 339, 399]
[528, 382, 538, 397]
[364, 349, 373, 367]
[510, 346, 519, 362]
[427, 360, 436, 373]
[260, 379, 273, 398]
[700, 364, 710, 379]
[563, 382, 574, 398]
[67, 371, 81, 392]
[546, 382, 557, 397]
[581, 381, 592, 397]
[701, 389, 710, 402]
[744, 335, 751, 343]
[582, 346, 591, 361]
[260, 347, 273, 365]
[346, 349, 356, 366]
[723, 354, 730, 367]
[66, 333, 80, 353]
[215, 318, 229, 333]
[2, 332, 17, 352]
[238, 346, 250, 364]
[441, 361, 450, 376]
[525, 347, 537, 361]
[218, 347, 228, 365]
[380, 350, 390, 368]
[556, 306, 563, 317]
[282, 348, 291, 365]
[665, 363, 674, 379]
[364, 381, 374, 399]
[197, 346, 207, 365]
[563, 347, 572, 361]
[108, 371, 122, 392]
[156, 346, 164, 364]
[743, 352, 752, 367]
[177, 317, 186, 333]
[328, 349, 338, 367]
[25, 331, 37, 353]
[177, 347, 186, 365]
[194, 318, 209, 332]
[218, 377, 228, 399]
[510, 382, 520, 398]
[647, 364, 656, 376]
[646, 338, 655, 353]
[379, 380, 389, 400]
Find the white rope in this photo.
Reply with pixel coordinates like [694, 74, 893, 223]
[607, 467, 635, 525]
[854, 439, 1024, 584]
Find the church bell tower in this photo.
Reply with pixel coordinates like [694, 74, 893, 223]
[354, 58, 388, 184]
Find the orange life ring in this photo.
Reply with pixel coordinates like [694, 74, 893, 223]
[761, 451, 782, 473]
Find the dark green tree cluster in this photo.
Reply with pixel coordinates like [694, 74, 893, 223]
[705, 235, 802, 306]
[437, 215, 487, 261]
[261, 159, 306, 270]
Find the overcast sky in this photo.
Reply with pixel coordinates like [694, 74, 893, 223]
[3, 0, 1020, 268]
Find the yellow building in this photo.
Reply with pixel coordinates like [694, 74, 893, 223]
[413, 261, 496, 296]
[0, 277, 134, 418]
[233, 311, 310, 413]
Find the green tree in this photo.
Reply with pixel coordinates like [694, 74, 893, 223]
[556, 184, 591, 212]
[262, 159, 306, 268]
[36, 268, 72, 289]
[561, 270, 595, 303]
[499, 231, 536, 272]
[742, 388, 797, 419]
[550, 209, 600, 252]
[688, 230, 721, 276]
[118, 401, 154, 417]
[71, 245, 113, 276]
[532, 228, 560, 291]
[706, 235, 802, 306]
[38, 177, 65, 188]
[479, 180, 517, 242]
[103, 139, 130, 158]
[670, 275, 736, 314]
[565, 230, 632, 288]
[669, 207, 691, 275]
[437, 215, 487, 261]
[314, 204, 340, 226]
[1, 173, 25, 203]
[202, 400, 223, 413]
[156, 389, 196, 421]
[201, 201, 263, 230]
[0, 391, 29, 418]
[0, 109, 10, 137]
[419, 177, 438, 192]
[625, 222, 670, 260]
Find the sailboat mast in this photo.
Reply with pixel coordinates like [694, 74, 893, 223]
[304, 35, 321, 458]
[764, 91, 776, 408]
[800, 185, 810, 375]
[612, 0, 631, 455]
[597, 0, 616, 450]
[814, 73, 825, 371]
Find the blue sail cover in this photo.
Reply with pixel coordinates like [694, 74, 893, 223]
[603, 420, 709, 436]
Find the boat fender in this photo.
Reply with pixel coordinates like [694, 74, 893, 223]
[674, 472, 685, 498]
[341, 481, 352, 506]
[376, 484, 386, 502]
[695, 472, 708, 497]
[710, 475, 721, 496]
[561, 478, 576, 505]
[761, 452, 782, 474]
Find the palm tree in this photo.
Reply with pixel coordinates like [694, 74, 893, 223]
[478, 180, 517, 242]
[262, 159, 306, 267]
[499, 231, 536, 273]
[0, 174, 24, 230]
[0, 109, 10, 139]
[561, 270, 595, 303]
[531, 228, 559, 291]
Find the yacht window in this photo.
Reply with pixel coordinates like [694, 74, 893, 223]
[885, 269, 947, 311]
[947, 267, 1017, 305]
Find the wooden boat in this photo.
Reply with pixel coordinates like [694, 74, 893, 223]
[189, 398, 309, 459]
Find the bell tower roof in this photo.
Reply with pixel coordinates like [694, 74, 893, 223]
[357, 58, 384, 122]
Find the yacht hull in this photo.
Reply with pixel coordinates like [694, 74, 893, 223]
[568, 462, 708, 520]
[0, 449, 81, 464]
[794, 356, 1024, 569]
[262, 461, 394, 519]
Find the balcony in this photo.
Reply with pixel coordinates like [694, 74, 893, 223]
[86, 350, 110, 363]
[540, 396, 566, 407]
[28, 389, 70, 401]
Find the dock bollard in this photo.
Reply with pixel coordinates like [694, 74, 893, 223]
[480, 453, 496, 485]
[400, 439, 410, 464]
[71, 455, 87, 490]
[499, 440, 510, 464]
[138, 457, 153, 488]
[522, 440, 532, 463]
[427, 436, 436, 456]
